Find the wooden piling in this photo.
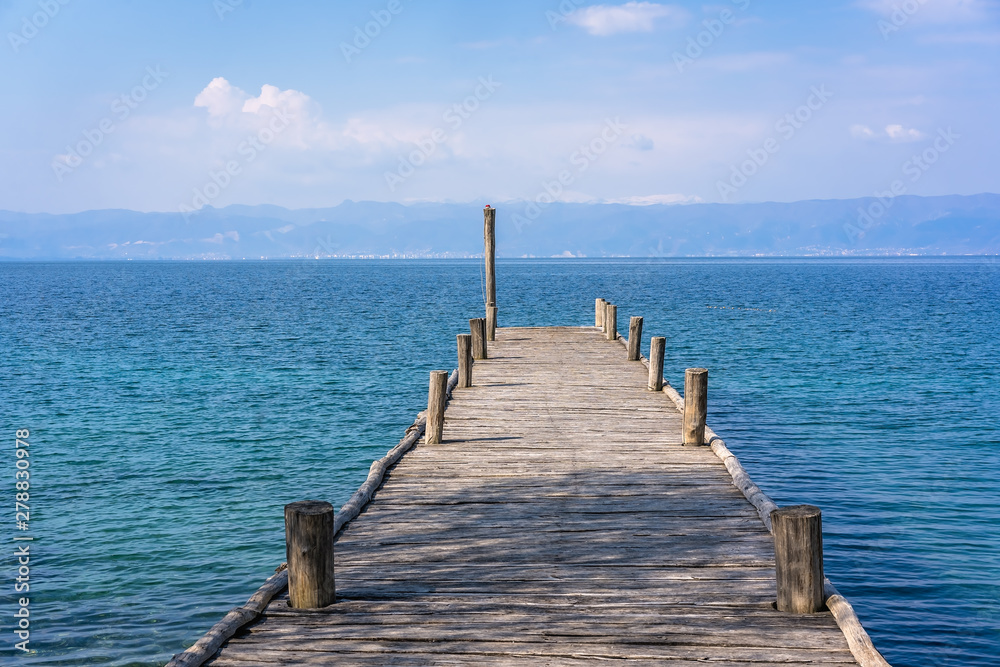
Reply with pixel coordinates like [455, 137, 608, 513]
[773, 505, 825, 614]
[595, 298, 606, 327]
[457, 334, 473, 388]
[648, 336, 665, 391]
[470, 318, 487, 360]
[683, 368, 708, 445]
[486, 306, 497, 342]
[484, 206, 497, 323]
[605, 304, 617, 341]
[627, 316, 643, 361]
[426, 370, 448, 444]
[284, 500, 336, 609]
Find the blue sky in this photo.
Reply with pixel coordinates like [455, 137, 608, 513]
[1, 0, 997, 213]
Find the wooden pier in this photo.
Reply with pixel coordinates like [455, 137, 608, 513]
[168, 207, 889, 667]
[170, 325, 889, 666]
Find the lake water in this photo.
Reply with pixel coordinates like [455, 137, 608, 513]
[1, 258, 998, 666]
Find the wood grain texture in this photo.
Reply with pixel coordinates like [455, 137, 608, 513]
[426, 371, 448, 445]
[773, 505, 824, 614]
[486, 306, 498, 342]
[457, 334, 473, 388]
[627, 316, 643, 361]
[683, 368, 708, 445]
[205, 327, 862, 666]
[285, 501, 336, 609]
[470, 318, 487, 360]
[484, 206, 496, 310]
[648, 336, 665, 391]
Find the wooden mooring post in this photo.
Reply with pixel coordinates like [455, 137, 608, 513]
[470, 318, 487, 360]
[486, 306, 497, 342]
[284, 500, 336, 609]
[605, 304, 617, 341]
[457, 334, 473, 388]
[627, 316, 643, 361]
[683, 367, 708, 445]
[648, 336, 665, 391]
[427, 370, 448, 444]
[595, 298, 606, 327]
[484, 206, 497, 338]
[773, 505, 825, 614]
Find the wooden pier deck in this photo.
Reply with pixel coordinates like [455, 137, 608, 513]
[206, 326, 858, 666]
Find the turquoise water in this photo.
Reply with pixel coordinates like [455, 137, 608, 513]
[1, 258, 998, 666]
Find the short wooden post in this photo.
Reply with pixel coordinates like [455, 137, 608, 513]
[486, 306, 497, 342]
[457, 334, 472, 388]
[484, 205, 497, 320]
[627, 316, 643, 361]
[683, 368, 708, 445]
[772, 505, 825, 614]
[285, 500, 336, 609]
[469, 318, 487, 359]
[595, 298, 605, 327]
[426, 370, 448, 444]
[605, 304, 617, 341]
[648, 337, 665, 391]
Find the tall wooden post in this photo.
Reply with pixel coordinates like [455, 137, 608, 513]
[427, 370, 448, 444]
[470, 318, 487, 360]
[627, 316, 643, 361]
[285, 500, 336, 609]
[648, 337, 665, 391]
[484, 206, 497, 331]
[605, 304, 617, 341]
[457, 334, 473, 388]
[595, 298, 605, 327]
[486, 306, 497, 342]
[683, 368, 708, 445]
[773, 505, 825, 614]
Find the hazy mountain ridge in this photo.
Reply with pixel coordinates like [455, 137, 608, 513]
[1, 194, 998, 259]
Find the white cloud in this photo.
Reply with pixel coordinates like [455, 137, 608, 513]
[242, 84, 312, 118]
[194, 77, 313, 120]
[605, 194, 703, 205]
[885, 124, 924, 141]
[851, 123, 924, 142]
[194, 77, 249, 118]
[567, 2, 687, 36]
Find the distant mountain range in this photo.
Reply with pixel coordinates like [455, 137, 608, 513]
[1, 194, 998, 259]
